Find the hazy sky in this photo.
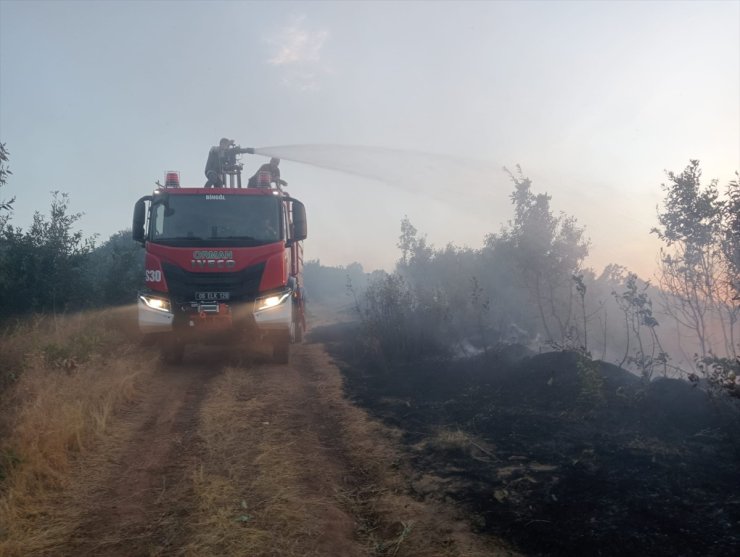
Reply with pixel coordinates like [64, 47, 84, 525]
[1, 0, 738, 277]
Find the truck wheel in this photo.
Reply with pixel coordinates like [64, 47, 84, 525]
[294, 321, 304, 343]
[272, 332, 290, 364]
[161, 340, 184, 364]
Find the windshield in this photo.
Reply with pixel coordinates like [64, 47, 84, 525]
[150, 194, 282, 247]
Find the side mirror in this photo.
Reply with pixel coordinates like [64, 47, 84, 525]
[132, 196, 151, 245]
[292, 200, 307, 241]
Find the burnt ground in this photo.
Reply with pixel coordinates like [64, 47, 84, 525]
[313, 322, 740, 557]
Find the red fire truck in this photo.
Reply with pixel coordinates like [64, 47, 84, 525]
[132, 150, 307, 364]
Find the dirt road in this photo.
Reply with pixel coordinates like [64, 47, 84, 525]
[18, 340, 512, 557]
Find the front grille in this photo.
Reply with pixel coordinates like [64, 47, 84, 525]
[162, 262, 265, 304]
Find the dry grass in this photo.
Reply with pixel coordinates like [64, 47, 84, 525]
[417, 428, 498, 461]
[0, 306, 153, 555]
[426, 428, 474, 451]
[188, 366, 342, 556]
[0, 305, 141, 392]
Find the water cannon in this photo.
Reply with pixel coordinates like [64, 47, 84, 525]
[222, 145, 255, 168]
[231, 146, 255, 155]
[218, 139, 255, 188]
[205, 140, 257, 188]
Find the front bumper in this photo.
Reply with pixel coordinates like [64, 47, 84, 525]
[137, 290, 293, 336]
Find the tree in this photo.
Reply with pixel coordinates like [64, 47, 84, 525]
[0, 143, 14, 230]
[613, 273, 667, 380]
[573, 273, 588, 353]
[397, 215, 433, 272]
[485, 166, 590, 347]
[395, 218, 487, 350]
[88, 229, 145, 306]
[721, 175, 740, 300]
[0, 192, 96, 315]
[652, 161, 738, 361]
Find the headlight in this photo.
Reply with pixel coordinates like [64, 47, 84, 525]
[140, 294, 171, 312]
[255, 291, 291, 311]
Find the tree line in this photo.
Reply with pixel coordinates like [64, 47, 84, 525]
[349, 161, 739, 393]
[0, 143, 143, 316]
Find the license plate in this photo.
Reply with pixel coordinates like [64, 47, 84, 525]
[195, 291, 230, 301]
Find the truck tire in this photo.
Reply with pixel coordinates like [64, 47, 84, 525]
[161, 340, 184, 364]
[293, 312, 304, 343]
[272, 332, 290, 364]
[292, 298, 305, 344]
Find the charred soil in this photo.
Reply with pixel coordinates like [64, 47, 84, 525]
[315, 321, 740, 557]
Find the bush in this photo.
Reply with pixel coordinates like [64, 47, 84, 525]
[357, 272, 450, 365]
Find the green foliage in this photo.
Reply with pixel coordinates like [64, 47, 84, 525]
[573, 273, 588, 352]
[0, 192, 96, 315]
[613, 273, 668, 381]
[397, 216, 432, 268]
[0, 142, 15, 230]
[469, 275, 491, 353]
[41, 327, 105, 370]
[357, 170, 595, 364]
[694, 355, 740, 399]
[652, 160, 721, 251]
[652, 160, 738, 363]
[721, 175, 740, 299]
[0, 141, 142, 314]
[87, 229, 145, 306]
[395, 219, 487, 350]
[304, 259, 373, 311]
[357, 271, 449, 364]
[576, 354, 605, 409]
[485, 166, 590, 346]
